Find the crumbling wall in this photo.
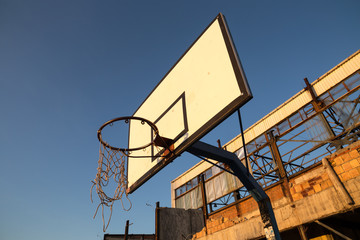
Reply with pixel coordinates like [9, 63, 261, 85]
[193, 141, 360, 239]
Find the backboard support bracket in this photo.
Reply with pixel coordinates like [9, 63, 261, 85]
[187, 140, 281, 240]
[154, 135, 175, 148]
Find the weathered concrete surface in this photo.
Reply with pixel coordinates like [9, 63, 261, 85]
[194, 177, 360, 240]
[192, 142, 360, 240]
[158, 207, 204, 240]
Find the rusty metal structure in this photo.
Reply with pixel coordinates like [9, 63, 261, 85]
[171, 50, 360, 239]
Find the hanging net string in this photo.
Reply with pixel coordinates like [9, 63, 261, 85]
[91, 143, 132, 232]
[91, 116, 175, 232]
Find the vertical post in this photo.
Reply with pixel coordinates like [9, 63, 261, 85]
[304, 78, 322, 111]
[266, 131, 296, 203]
[200, 174, 208, 234]
[217, 139, 222, 149]
[237, 109, 250, 175]
[155, 202, 160, 240]
[304, 77, 335, 140]
[266, 131, 287, 179]
[297, 225, 308, 240]
[124, 220, 129, 240]
[200, 175, 209, 220]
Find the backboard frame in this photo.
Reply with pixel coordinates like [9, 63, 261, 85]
[126, 13, 252, 194]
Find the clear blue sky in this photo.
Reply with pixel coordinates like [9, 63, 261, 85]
[1, 1, 359, 239]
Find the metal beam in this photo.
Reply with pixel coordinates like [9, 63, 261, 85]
[297, 225, 308, 240]
[200, 174, 209, 221]
[315, 220, 352, 240]
[267, 131, 287, 179]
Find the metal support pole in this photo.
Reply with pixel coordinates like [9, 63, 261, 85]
[304, 78, 322, 111]
[155, 202, 160, 240]
[304, 77, 336, 142]
[297, 225, 308, 240]
[187, 141, 281, 240]
[315, 220, 352, 240]
[124, 220, 129, 240]
[267, 131, 287, 179]
[237, 109, 250, 175]
[217, 139, 222, 149]
[200, 174, 209, 221]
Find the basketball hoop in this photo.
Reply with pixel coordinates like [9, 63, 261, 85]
[97, 116, 160, 152]
[91, 116, 172, 231]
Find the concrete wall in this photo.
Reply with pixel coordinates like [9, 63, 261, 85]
[192, 141, 360, 240]
[157, 207, 204, 240]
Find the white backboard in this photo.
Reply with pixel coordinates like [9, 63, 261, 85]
[127, 13, 252, 193]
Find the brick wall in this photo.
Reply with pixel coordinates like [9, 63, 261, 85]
[331, 144, 360, 181]
[193, 141, 360, 239]
[289, 168, 330, 201]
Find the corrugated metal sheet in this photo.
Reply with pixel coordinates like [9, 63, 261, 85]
[313, 52, 360, 96]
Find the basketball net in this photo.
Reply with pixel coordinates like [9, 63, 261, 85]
[92, 116, 171, 231]
[91, 143, 132, 232]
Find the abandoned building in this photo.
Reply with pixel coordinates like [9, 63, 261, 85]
[168, 49, 360, 240]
